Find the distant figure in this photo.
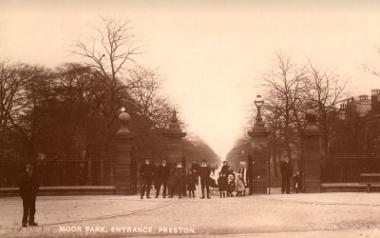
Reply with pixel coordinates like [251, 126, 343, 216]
[199, 160, 211, 199]
[191, 160, 200, 185]
[280, 155, 292, 194]
[227, 173, 235, 197]
[217, 172, 228, 198]
[191, 161, 200, 175]
[19, 163, 40, 227]
[220, 161, 230, 176]
[235, 174, 246, 196]
[153, 161, 160, 193]
[140, 159, 154, 199]
[186, 169, 197, 198]
[238, 161, 248, 196]
[155, 160, 170, 198]
[169, 163, 186, 198]
[293, 171, 303, 193]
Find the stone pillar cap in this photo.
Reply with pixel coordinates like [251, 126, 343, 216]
[248, 122, 269, 137]
[163, 108, 186, 138]
[116, 110, 134, 138]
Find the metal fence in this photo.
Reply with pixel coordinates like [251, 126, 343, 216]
[0, 159, 114, 187]
[322, 155, 380, 183]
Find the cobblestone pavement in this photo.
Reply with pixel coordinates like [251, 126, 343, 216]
[1, 193, 380, 237]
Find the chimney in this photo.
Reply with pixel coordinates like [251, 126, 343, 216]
[359, 95, 369, 101]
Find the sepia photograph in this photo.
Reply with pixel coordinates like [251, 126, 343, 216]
[1, 0, 380, 237]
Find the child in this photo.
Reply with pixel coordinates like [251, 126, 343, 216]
[293, 171, 302, 193]
[217, 173, 227, 198]
[227, 173, 235, 197]
[235, 174, 245, 196]
[186, 169, 197, 198]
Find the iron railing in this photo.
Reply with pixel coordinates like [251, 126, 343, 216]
[322, 154, 380, 183]
[0, 159, 114, 187]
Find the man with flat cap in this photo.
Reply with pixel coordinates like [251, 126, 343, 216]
[199, 160, 211, 199]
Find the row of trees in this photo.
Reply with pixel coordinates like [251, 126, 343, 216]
[0, 61, 170, 160]
[0, 17, 220, 169]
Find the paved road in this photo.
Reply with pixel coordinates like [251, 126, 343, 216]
[1, 193, 380, 237]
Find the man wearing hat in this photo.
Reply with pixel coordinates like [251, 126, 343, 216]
[169, 162, 186, 198]
[140, 159, 154, 199]
[19, 162, 40, 227]
[199, 160, 211, 199]
[280, 154, 292, 194]
[155, 160, 170, 198]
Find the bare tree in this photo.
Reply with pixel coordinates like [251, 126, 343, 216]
[0, 62, 56, 158]
[306, 61, 347, 157]
[72, 17, 141, 84]
[0, 62, 29, 159]
[71, 17, 142, 152]
[0, 63, 24, 136]
[128, 65, 173, 129]
[262, 53, 307, 166]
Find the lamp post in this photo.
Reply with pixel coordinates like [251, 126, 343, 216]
[253, 95, 270, 194]
[254, 95, 264, 124]
[248, 94, 269, 194]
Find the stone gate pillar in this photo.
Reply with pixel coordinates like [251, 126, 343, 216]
[302, 109, 322, 193]
[248, 116, 269, 194]
[111, 109, 135, 195]
[163, 109, 187, 167]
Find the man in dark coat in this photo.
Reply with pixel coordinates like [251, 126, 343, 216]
[199, 160, 211, 199]
[169, 163, 186, 198]
[155, 160, 170, 198]
[19, 163, 40, 227]
[280, 155, 293, 194]
[140, 159, 154, 199]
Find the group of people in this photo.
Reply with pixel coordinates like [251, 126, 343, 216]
[217, 156, 302, 197]
[140, 159, 254, 199]
[139, 159, 214, 199]
[140, 154, 302, 200]
[217, 161, 250, 197]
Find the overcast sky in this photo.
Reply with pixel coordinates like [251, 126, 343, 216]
[1, 0, 380, 159]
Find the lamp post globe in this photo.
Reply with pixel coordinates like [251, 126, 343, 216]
[254, 95, 264, 123]
[254, 95, 264, 108]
